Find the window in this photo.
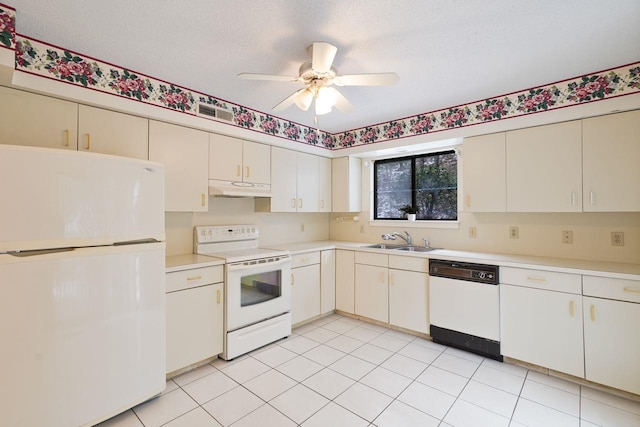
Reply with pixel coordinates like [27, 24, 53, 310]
[374, 150, 458, 220]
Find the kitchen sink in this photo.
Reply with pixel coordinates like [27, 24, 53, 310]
[363, 243, 437, 252]
[364, 243, 409, 249]
[395, 246, 437, 252]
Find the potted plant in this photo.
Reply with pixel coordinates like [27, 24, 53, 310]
[399, 204, 419, 221]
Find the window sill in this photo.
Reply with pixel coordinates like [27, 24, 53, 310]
[369, 220, 460, 229]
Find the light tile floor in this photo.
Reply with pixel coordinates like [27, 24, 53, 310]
[98, 314, 640, 427]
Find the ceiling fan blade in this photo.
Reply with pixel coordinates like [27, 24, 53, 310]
[237, 73, 299, 82]
[324, 87, 354, 112]
[334, 72, 399, 86]
[310, 42, 338, 73]
[272, 88, 308, 111]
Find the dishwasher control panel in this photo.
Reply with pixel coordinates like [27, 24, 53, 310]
[429, 259, 499, 285]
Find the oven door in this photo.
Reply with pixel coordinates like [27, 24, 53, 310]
[226, 256, 291, 331]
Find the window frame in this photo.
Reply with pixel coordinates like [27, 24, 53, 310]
[373, 149, 458, 221]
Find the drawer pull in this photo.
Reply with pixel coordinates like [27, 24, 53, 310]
[237, 165, 241, 177]
[526, 276, 547, 282]
[623, 287, 640, 294]
[291, 198, 296, 208]
[569, 300, 575, 318]
[246, 166, 250, 178]
[389, 274, 395, 286]
[589, 190, 596, 206]
[298, 198, 303, 209]
[201, 193, 206, 206]
[85, 133, 91, 150]
[187, 275, 203, 281]
[571, 191, 576, 206]
[217, 289, 221, 304]
[291, 273, 294, 286]
[590, 304, 596, 322]
[64, 129, 70, 147]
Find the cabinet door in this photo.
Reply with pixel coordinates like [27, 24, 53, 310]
[463, 133, 506, 212]
[269, 147, 298, 212]
[0, 86, 78, 150]
[318, 156, 332, 212]
[243, 141, 271, 184]
[335, 250, 355, 314]
[355, 264, 388, 323]
[582, 110, 640, 212]
[500, 284, 584, 378]
[209, 133, 242, 181]
[296, 152, 319, 212]
[320, 250, 336, 314]
[149, 121, 209, 212]
[389, 269, 429, 333]
[506, 121, 582, 212]
[291, 264, 321, 325]
[583, 297, 640, 395]
[332, 156, 362, 212]
[166, 282, 223, 374]
[78, 105, 148, 159]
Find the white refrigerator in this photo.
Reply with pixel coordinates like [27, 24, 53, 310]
[0, 145, 166, 426]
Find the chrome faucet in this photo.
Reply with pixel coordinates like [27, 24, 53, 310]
[423, 237, 430, 248]
[391, 231, 412, 245]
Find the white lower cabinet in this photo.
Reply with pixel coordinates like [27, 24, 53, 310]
[165, 265, 224, 374]
[290, 252, 321, 325]
[582, 276, 640, 395]
[320, 250, 336, 314]
[354, 252, 389, 323]
[500, 267, 584, 378]
[388, 255, 430, 334]
[335, 250, 355, 314]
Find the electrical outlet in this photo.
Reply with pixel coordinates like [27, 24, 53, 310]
[469, 227, 477, 238]
[611, 231, 624, 246]
[300, 223, 305, 232]
[562, 230, 573, 244]
[509, 226, 519, 239]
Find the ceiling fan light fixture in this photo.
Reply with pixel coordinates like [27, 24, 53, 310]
[315, 96, 333, 115]
[294, 88, 314, 111]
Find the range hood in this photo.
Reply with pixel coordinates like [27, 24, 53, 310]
[208, 179, 272, 198]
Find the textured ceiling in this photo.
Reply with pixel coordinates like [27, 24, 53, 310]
[9, 0, 640, 133]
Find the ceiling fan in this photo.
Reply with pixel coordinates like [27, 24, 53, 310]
[238, 42, 399, 116]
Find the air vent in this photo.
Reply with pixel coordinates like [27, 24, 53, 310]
[197, 103, 234, 122]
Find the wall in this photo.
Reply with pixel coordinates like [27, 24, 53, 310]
[330, 162, 640, 265]
[165, 196, 330, 256]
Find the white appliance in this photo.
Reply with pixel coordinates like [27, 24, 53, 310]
[194, 225, 291, 360]
[0, 145, 166, 427]
[429, 259, 502, 361]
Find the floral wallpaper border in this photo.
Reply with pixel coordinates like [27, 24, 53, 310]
[0, 3, 16, 51]
[3, 2, 639, 151]
[334, 62, 640, 149]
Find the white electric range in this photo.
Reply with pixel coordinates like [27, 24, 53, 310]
[194, 225, 291, 360]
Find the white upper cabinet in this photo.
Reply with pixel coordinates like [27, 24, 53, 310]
[582, 110, 640, 212]
[463, 133, 506, 212]
[332, 157, 361, 212]
[506, 120, 582, 212]
[149, 120, 209, 212]
[0, 86, 78, 150]
[318, 156, 332, 212]
[257, 147, 327, 212]
[209, 134, 270, 184]
[78, 105, 148, 159]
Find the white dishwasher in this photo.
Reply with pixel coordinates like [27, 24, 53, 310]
[429, 259, 502, 361]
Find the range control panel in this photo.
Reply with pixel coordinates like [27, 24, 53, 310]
[195, 225, 259, 244]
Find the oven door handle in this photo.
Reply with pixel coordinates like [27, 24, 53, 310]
[227, 257, 291, 271]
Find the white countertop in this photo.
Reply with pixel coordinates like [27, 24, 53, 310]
[264, 240, 640, 280]
[165, 254, 225, 273]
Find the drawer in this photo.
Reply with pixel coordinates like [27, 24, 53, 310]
[166, 265, 224, 293]
[291, 251, 321, 268]
[583, 275, 640, 303]
[389, 255, 429, 273]
[355, 251, 388, 267]
[500, 266, 581, 294]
